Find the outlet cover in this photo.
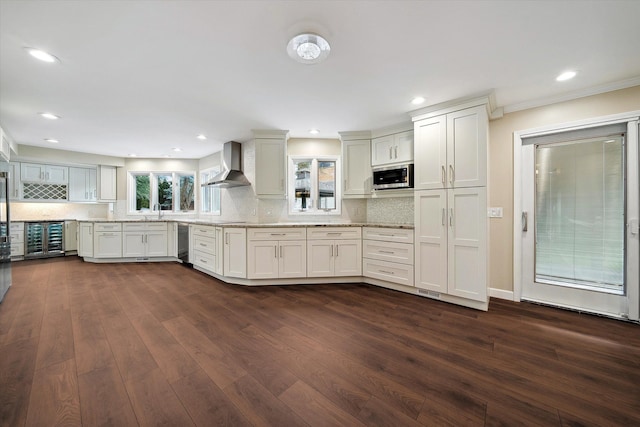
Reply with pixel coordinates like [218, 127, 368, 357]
[488, 207, 503, 218]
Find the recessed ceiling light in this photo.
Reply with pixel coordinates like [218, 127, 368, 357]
[172, 148, 182, 152]
[128, 153, 137, 157]
[309, 129, 320, 135]
[556, 70, 577, 81]
[411, 96, 425, 105]
[196, 134, 207, 140]
[287, 33, 330, 64]
[39, 112, 60, 120]
[44, 138, 59, 143]
[25, 48, 58, 63]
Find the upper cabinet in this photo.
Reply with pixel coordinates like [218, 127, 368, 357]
[0, 127, 11, 162]
[253, 130, 288, 199]
[340, 131, 371, 198]
[9, 162, 20, 200]
[69, 167, 97, 202]
[371, 130, 413, 166]
[21, 163, 68, 184]
[98, 165, 117, 201]
[413, 105, 487, 190]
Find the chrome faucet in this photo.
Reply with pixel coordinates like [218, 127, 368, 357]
[154, 203, 163, 220]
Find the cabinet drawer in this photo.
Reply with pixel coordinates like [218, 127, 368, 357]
[363, 240, 413, 265]
[11, 243, 24, 257]
[10, 223, 24, 232]
[95, 223, 122, 232]
[306, 227, 361, 240]
[123, 222, 167, 232]
[192, 249, 215, 270]
[191, 225, 215, 237]
[363, 227, 414, 243]
[247, 228, 306, 241]
[193, 235, 215, 255]
[363, 258, 414, 287]
[10, 232, 24, 243]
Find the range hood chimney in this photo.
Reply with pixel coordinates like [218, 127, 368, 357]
[202, 141, 251, 188]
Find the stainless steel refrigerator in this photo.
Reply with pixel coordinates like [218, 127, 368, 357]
[0, 161, 11, 303]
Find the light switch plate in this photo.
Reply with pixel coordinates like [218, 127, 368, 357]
[488, 207, 503, 218]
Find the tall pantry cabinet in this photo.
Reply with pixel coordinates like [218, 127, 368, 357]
[412, 103, 489, 307]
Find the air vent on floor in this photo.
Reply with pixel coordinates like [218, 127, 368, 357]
[417, 288, 441, 299]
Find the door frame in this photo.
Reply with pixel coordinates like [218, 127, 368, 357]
[513, 110, 640, 320]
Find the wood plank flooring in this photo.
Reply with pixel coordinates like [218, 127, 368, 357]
[1, 257, 639, 426]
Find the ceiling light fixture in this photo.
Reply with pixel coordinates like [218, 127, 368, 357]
[287, 33, 330, 64]
[556, 70, 577, 81]
[411, 96, 425, 105]
[25, 48, 58, 63]
[172, 147, 182, 152]
[39, 112, 60, 120]
[44, 138, 59, 143]
[309, 129, 320, 135]
[128, 153, 137, 157]
[196, 134, 207, 140]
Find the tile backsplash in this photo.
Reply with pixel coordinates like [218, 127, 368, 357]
[12, 202, 110, 221]
[367, 197, 414, 224]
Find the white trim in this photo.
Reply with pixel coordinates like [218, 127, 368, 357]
[504, 78, 640, 114]
[490, 287, 515, 301]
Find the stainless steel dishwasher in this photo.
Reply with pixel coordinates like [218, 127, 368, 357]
[177, 223, 190, 266]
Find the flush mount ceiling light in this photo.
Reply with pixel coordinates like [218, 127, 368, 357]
[556, 70, 577, 81]
[44, 138, 59, 143]
[411, 96, 425, 105]
[39, 112, 60, 120]
[172, 147, 182, 152]
[25, 47, 59, 63]
[287, 33, 330, 64]
[196, 134, 207, 140]
[309, 129, 320, 135]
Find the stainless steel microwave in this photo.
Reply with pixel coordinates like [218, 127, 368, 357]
[372, 163, 414, 190]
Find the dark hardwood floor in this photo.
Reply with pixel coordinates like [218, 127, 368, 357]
[1, 257, 639, 426]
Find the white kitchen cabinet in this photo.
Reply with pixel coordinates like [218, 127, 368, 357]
[371, 130, 413, 166]
[68, 167, 97, 202]
[363, 227, 414, 286]
[0, 127, 11, 162]
[9, 162, 20, 200]
[341, 137, 371, 197]
[98, 165, 117, 201]
[190, 225, 218, 273]
[122, 222, 168, 258]
[247, 228, 306, 279]
[223, 227, 246, 278]
[9, 222, 24, 258]
[93, 223, 122, 258]
[414, 105, 487, 190]
[78, 223, 94, 257]
[306, 227, 362, 277]
[414, 188, 487, 302]
[20, 163, 68, 184]
[254, 130, 288, 198]
[64, 220, 78, 253]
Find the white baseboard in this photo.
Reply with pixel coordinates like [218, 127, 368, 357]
[490, 287, 515, 301]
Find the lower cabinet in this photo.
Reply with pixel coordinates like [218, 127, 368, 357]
[363, 227, 414, 286]
[223, 227, 246, 278]
[93, 223, 122, 258]
[247, 228, 306, 279]
[122, 222, 168, 258]
[10, 222, 24, 258]
[190, 225, 221, 274]
[78, 223, 93, 257]
[306, 227, 362, 277]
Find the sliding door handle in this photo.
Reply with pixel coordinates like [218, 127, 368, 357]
[522, 212, 528, 232]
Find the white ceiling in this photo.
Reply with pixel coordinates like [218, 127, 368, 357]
[1, 0, 639, 159]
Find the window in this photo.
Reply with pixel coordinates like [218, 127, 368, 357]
[200, 167, 221, 215]
[288, 156, 341, 214]
[129, 171, 196, 213]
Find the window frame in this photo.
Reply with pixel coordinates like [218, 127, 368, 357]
[200, 166, 221, 216]
[287, 155, 341, 215]
[127, 170, 197, 215]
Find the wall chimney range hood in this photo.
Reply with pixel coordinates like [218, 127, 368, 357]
[203, 141, 251, 188]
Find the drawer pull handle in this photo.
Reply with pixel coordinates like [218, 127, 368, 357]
[379, 250, 395, 254]
[379, 270, 395, 275]
[327, 232, 342, 235]
[270, 233, 285, 236]
[199, 243, 207, 246]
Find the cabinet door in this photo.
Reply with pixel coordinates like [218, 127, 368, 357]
[342, 139, 371, 196]
[21, 163, 45, 182]
[88, 168, 97, 201]
[9, 162, 20, 199]
[394, 130, 414, 163]
[255, 139, 285, 198]
[279, 240, 306, 278]
[99, 166, 117, 201]
[122, 232, 146, 257]
[447, 187, 487, 302]
[68, 167, 89, 201]
[371, 135, 393, 166]
[414, 189, 448, 293]
[94, 232, 122, 258]
[78, 224, 93, 257]
[447, 105, 487, 188]
[414, 115, 447, 190]
[215, 227, 224, 275]
[224, 228, 246, 278]
[248, 240, 279, 279]
[334, 239, 362, 276]
[45, 165, 68, 184]
[146, 231, 168, 257]
[64, 221, 78, 252]
[306, 240, 334, 277]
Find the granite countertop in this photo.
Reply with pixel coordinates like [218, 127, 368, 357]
[75, 219, 414, 229]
